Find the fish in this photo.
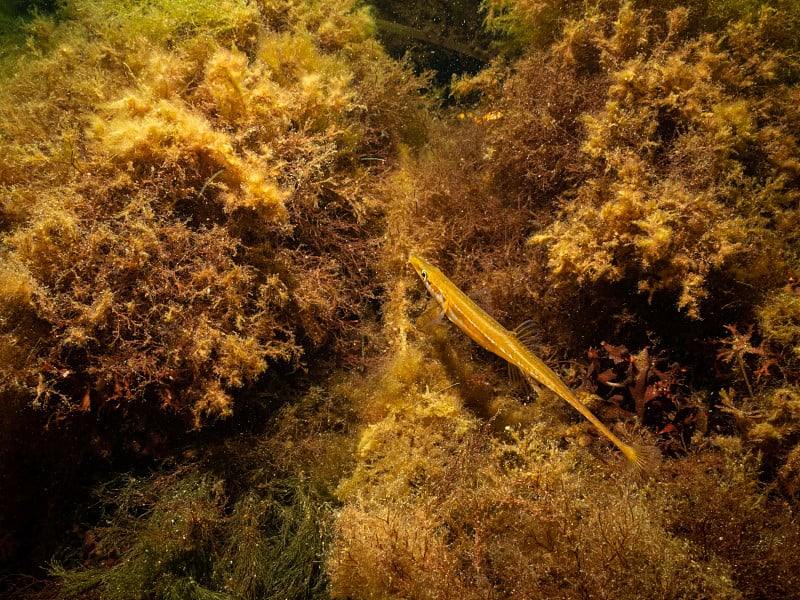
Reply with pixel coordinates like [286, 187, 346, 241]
[409, 253, 660, 473]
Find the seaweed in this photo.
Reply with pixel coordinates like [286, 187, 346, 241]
[0, 0, 429, 427]
[528, 4, 800, 321]
[52, 466, 331, 600]
[48, 381, 354, 600]
[5, 1, 800, 599]
[0, 0, 428, 582]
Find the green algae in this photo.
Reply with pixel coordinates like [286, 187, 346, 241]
[52, 461, 331, 600]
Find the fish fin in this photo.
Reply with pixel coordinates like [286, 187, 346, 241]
[508, 363, 526, 388]
[507, 363, 542, 395]
[415, 299, 444, 330]
[626, 444, 662, 477]
[513, 320, 543, 351]
[508, 321, 544, 394]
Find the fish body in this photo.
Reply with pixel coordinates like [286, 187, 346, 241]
[409, 253, 658, 472]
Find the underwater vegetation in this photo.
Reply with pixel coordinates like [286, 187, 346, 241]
[0, 0, 428, 582]
[0, 0, 428, 428]
[2, 0, 800, 598]
[49, 386, 351, 600]
[326, 294, 800, 599]
[326, 0, 800, 598]
[529, 4, 800, 320]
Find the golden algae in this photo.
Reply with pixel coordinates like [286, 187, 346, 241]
[759, 288, 800, 365]
[538, 5, 799, 321]
[0, 0, 429, 586]
[0, 0, 428, 428]
[6, 1, 800, 598]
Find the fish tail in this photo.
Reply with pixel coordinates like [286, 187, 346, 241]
[623, 443, 662, 476]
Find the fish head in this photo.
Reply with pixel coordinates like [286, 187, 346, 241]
[408, 253, 447, 308]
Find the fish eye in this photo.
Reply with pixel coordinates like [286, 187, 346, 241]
[420, 269, 427, 281]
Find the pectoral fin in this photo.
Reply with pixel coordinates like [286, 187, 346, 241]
[508, 362, 526, 388]
[415, 299, 445, 330]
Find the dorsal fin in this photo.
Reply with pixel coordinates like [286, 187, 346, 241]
[509, 320, 543, 394]
[513, 320, 542, 351]
[509, 321, 544, 395]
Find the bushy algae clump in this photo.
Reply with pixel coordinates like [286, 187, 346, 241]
[529, 3, 800, 320]
[0, 0, 428, 427]
[0, 0, 431, 581]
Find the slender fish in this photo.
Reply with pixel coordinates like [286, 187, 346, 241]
[409, 253, 659, 473]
